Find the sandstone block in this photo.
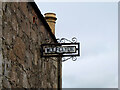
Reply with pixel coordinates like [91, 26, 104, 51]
[10, 65, 18, 83]
[23, 21, 31, 37]
[3, 30, 12, 45]
[13, 37, 26, 60]
[8, 49, 16, 61]
[19, 2, 29, 17]
[34, 50, 38, 65]
[31, 29, 37, 43]
[11, 15, 18, 31]
[2, 77, 11, 88]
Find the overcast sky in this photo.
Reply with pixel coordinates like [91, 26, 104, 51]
[35, 1, 118, 88]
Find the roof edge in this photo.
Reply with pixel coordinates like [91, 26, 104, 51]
[29, 2, 58, 43]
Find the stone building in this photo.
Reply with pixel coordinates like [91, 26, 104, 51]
[0, 1, 62, 89]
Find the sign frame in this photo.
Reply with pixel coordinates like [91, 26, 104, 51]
[41, 43, 80, 57]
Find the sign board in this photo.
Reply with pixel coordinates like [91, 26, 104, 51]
[45, 46, 76, 54]
[41, 43, 80, 57]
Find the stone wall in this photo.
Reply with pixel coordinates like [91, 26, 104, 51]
[0, 1, 3, 89]
[1, 2, 60, 88]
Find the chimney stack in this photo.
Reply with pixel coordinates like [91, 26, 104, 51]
[44, 13, 57, 35]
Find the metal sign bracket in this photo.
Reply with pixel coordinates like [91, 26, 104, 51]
[41, 37, 80, 62]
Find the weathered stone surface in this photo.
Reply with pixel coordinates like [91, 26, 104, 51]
[8, 49, 16, 61]
[3, 26, 13, 45]
[11, 15, 18, 31]
[24, 21, 31, 37]
[18, 28, 24, 38]
[19, 2, 29, 17]
[40, 25, 46, 34]
[2, 77, 11, 88]
[17, 57, 24, 67]
[4, 59, 11, 77]
[4, 6, 12, 23]
[0, 3, 2, 89]
[34, 50, 38, 65]
[0, 10, 2, 26]
[0, 2, 2, 9]
[2, 45, 8, 58]
[29, 42, 35, 54]
[22, 72, 30, 88]
[31, 29, 37, 43]
[28, 73, 36, 87]
[24, 50, 33, 70]
[10, 2, 18, 13]
[16, 8, 23, 20]
[21, 20, 27, 33]
[13, 37, 26, 60]
[10, 65, 18, 83]
[0, 53, 3, 89]
[0, 8, 2, 14]
[2, 2, 61, 88]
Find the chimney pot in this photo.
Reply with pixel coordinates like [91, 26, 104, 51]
[44, 13, 57, 35]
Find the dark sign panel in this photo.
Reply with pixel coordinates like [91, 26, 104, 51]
[45, 46, 76, 54]
[41, 43, 80, 57]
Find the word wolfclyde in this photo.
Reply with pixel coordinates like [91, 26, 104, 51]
[45, 46, 76, 54]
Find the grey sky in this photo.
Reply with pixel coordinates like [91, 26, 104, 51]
[35, 2, 118, 88]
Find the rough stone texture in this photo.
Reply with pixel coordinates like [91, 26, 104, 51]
[0, 2, 2, 89]
[1, 2, 61, 89]
[13, 37, 26, 60]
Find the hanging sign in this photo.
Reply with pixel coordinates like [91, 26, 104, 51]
[41, 43, 80, 57]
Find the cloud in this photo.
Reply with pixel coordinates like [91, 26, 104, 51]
[62, 45, 118, 88]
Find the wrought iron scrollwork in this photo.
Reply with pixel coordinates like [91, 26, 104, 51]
[57, 37, 78, 62]
[62, 57, 72, 62]
[71, 56, 77, 61]
[46, 37, 77, 43]
[57, 37, 77, 43]
[62, 56, 77, 62]
[72, 37, 77, 43]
